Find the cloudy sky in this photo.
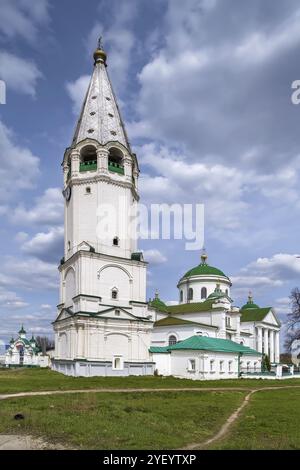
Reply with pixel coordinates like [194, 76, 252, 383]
[0, 0, 300, 347]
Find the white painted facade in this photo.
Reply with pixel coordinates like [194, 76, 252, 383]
[52, 44, 154, 377]
[178, 274, 231, 304]
[151, 350, 261, 380]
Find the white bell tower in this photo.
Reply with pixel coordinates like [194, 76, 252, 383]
[52, 41, 154, 377]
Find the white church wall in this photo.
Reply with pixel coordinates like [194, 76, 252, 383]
[65, 267, 76, 308]
[178, 277, 231, 304]
[151, 325, 217, 346]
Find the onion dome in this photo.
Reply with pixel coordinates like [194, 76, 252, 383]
[181, 252, 229, 280]
[240, 292, 260, 311]
[10, 337, 15, 344]
[18, 325, 26, 335]
[207, 283, 226, 300]
[149, 290, 168, 311]
[93, 36, 107, 65]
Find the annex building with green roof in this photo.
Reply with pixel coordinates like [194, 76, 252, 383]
[5, 325, 46, 368]
[148, 253, 281, 379]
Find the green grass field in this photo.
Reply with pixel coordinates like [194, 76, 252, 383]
[211, 388, 300, 450]
[0, 391, 245, 449]
[1, 369, 300, 449]
[1, 368, 300, 394]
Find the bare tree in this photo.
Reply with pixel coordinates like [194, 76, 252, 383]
[35, 336, 55, 355]
[285, 288, 300, 351]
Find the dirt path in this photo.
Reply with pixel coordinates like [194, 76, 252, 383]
[181, 384, 300, 450]
[0, 434, 68, 450]
[0, 386, 252, 401]
[1, 384, 300, 450]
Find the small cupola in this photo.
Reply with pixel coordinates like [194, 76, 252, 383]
[240, 292, 260, 311]
[18, 325, 26, 339]
[93, 37, 107, 65]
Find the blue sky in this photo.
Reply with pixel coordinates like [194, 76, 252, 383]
[0, 0, 300, 347]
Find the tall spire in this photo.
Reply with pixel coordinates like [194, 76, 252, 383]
[72, 40, 130, 150]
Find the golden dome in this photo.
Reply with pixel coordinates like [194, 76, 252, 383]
[93, 47, 107, 65]
[93, 36, 107, 65]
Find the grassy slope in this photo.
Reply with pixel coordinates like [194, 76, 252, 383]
[1, 368, 300, 393]
[211, 388, 300, 450]
[0, 391, 245, 449]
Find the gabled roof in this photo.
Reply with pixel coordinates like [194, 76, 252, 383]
[154, 316, 218, 329]
[72, 47, 130, 150]
[150, 335, 260, 355]
[240, 307, 272, 323]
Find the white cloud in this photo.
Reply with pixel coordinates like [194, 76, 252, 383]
[0, 0, 50, 43]
[143, 249, 167, 265]
[138, 143, 248, 235]
[21, 226, 64, 262]
[244, 254, 300, 281]
[15, 232, 29, 243]
[235, 9, 300, 64]
[0, 120, 40, 202]
[11, 187, 63, 226]
[66, 75, 90, 115]
[0, 257, 58, 291]
[0, 51, 42, 97]
[231, 254, 300, 299]
[40, 304, 52, 310]
[0, 286, 28, 310]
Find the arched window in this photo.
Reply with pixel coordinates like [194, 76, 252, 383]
[113, 356, 123, 370]
[168, 335, 177, 346]
[188, 288, 193, 301]
[201, 287, 207, 299]
[80, 145, 97, 170]
[108, 147, 124, 174]
[180, 290, 183, 302]
[225, 288, 228, 295]
[113, 236, 119, 246]
[112, 288, 118, 300]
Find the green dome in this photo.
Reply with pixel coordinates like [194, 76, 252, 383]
[207, 284, 228, 300]
[18, 324, 26, 335]
[181, 253, 228, 280]
[149, 291, 168, 311]
[183, 264, 227, 279]
[241, 293, 259, 311]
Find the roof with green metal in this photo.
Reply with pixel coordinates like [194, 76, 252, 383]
[150, 335, 260, 355]
[166, 299, 216, 314]
[149, 296, 168, 312]
[149, 346, 170, 353]
[154, 316, 218, 329]
[181, 263, 229, 280]
[240, 307, 273, 323]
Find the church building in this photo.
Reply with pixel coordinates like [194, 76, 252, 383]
[52, 42, 281, 379]
[5, 326, 41, 367]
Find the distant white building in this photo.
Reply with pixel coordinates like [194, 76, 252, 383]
[5, 326, 47, 367]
